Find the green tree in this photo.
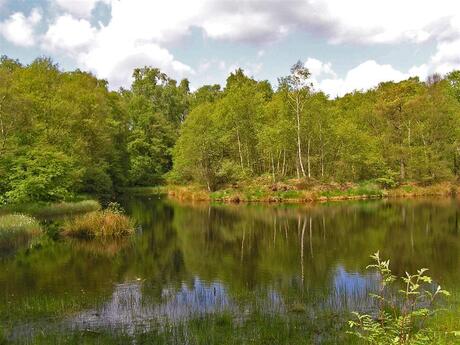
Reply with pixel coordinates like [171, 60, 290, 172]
[278, 61, 312, 178]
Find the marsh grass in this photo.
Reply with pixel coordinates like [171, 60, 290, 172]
[0, 214, 42, 251]
[1, 200, 101, 218]
[7, 312, 356, 345]
[119, 186, 164, 195]
[319, 181, 383, 199]
[62, 210, 134, 239]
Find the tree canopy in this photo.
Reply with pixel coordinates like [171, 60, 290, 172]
[1, 55, 460, 201]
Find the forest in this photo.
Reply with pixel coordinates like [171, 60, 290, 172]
[1, 55, 460, 203]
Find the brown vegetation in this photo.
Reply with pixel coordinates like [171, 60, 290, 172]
[62, 210, 134, 239]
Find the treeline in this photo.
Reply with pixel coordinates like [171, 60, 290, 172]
[1, 56, 460, 203]
[173, 64, 460, 191]
[0, 56, 188, 203]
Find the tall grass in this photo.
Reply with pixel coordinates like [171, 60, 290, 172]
[62, 210, 134, 239]
[0, 214, 42, 250]
[118, 186, 164, 195]
[1, 200, 101, 218]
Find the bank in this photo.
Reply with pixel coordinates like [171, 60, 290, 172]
[164, 180, 458, 203]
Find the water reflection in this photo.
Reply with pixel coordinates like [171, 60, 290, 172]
[1, 196, 460, 339]
[70, 278, 234, 333]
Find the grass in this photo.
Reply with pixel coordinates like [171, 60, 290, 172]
[0, 293, 107, 327]
[61, 210, 134, 239]
[386, 181, 455, 198]
[118, 186, 164, 194]
[0, 200, 101, 218]
[166, 180, 459, 204]
[4, 312, 357, 345]
[319, 181, 383, 199]
[0, 213, 42, 251]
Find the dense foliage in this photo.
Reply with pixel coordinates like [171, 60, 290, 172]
[0, 56, 188, 203]
[173, 66, 460, 190]
[2, 55, 460, 201]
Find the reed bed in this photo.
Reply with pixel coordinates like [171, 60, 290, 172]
[62, 210, 134, 239]
[1, 200, 101, 218]
[0, 214, 42, 250]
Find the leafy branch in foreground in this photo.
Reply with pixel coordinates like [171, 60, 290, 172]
[348, 251, 452, 344]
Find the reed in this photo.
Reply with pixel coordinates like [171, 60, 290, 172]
[1, 200, 101, 218]
[62, 209, 134, 239]
[0, 214, 42, 251]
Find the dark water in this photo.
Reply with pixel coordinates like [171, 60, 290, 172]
[1, 196, 460, 342]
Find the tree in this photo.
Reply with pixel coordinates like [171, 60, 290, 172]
[172, 103, 223, 191]
[278, 61, 312, 178]
[374, 79, 424, 180]
[5, 147, 79, 203]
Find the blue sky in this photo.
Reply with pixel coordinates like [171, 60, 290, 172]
[1, 0, 459, 96]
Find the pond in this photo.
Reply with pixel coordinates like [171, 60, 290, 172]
[1, 196, 460, 344]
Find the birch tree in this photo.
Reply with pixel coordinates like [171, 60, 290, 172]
[278, 61, 312, 178]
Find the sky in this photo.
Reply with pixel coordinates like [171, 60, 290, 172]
[1, 0, 460, 97]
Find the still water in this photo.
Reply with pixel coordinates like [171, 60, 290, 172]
[1, 196, 460, 343]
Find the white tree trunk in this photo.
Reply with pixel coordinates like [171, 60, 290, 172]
[296, 96, 307, 178]
[237, 127, 244, 169]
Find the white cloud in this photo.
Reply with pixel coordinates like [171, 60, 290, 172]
[308, 59, 423, 97]
[0, 8, 41, 47]
[42, 0, 198, 89]
[430, 39, 460, 75]
[43, 15, 95, 52]
[79, 41, 194, 89]
[54, 0, 109, 18]
[40, 0, 460, 90]
[201, 11, 288, 42]
[304, 58, 336, 79]
[408, 64, 429, 81]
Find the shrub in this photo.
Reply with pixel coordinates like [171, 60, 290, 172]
[216, 159, 247, 184]
[375, 177, 398, 189]
[62, 208, 134, 239]
[375, 169, 399, 189]
[4, 147, 79, 203]
[348, 251, 452, 345]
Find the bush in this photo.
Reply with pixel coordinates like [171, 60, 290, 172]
[375, 169, 399, 189]
[4, 147, 79, 203]
[62, 208, 134, 239]
[79, 166, 113, 195]
[348, 251, 453, 344]
[217, 159, 247, 184]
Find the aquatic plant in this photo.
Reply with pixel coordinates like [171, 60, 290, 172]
[348, 251, 454, 344]
[62, 208, 134, 239]
[0, 214, 42, 250]
[1, 200, 101, 218]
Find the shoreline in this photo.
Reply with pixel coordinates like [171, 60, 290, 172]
[163, 182, 458, 204]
